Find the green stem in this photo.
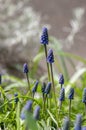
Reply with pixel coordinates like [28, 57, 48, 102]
[58, 101, 62, 128]
[44, 44, 50, 81]
[50, 63, 58, 124]
[43, 94, 47, 111]
[50, 63, 57, 106]
[49, 93, 52, 109]
[69, 99, 71, 118]
[47, 96, 48, 108]
[26, 73, 31, 96]
[58, 101, 62, 116]
[32, 93, 34, 98]
[61, 84, 62, 89]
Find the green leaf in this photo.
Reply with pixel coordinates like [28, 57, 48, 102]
[47, 109, 58, 127]
[65, 67, 86, 94]
[16, 102, 20, 130]
[25, 112, 38, 130]
[58, 52, 86, 64]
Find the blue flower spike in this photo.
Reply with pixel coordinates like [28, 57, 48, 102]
[59, 87, 65, 101]
[68, 88, 74, 100]
[20, 100, 33, 120]
[23, 63, 31, 95]
[32, 80, 39, 97]
[40, 27, 49, 45]
[41, 82, 46, 94]
[33, 106, 40, 120]
[63, 117, 70, 130]
[74, 114, 82, 130]
[59, 73, 64, 86]
[44, 82, 51, 95]
[23, 63, 29, 73]
[47, 49, 54, 63]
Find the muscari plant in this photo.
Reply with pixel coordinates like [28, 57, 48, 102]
[32, 80, 39, 98]
[40, 27, 50, 81]
[68, 87, 74, 118]
[0, 27, 86, 130]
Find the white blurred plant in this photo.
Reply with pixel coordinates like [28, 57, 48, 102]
[0, 0, 40, 47]
[65, 7, 85, 48]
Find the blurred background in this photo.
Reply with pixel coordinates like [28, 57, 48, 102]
[0, 0, 86, 80]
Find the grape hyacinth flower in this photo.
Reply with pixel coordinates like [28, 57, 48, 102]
[68, 88, 74, 118]
[47, 49, 54, 63]
[47, 49, 57, 120]
[62, 117, 70, 130]
[20, 100, 33, 120]
[58, 88, 65, 115]
[41, 82, 46, 98]
[74, 114, 82, 130]
[23, 63, 31, 95]
[40, 27, 48, 45]
[44, 82, 51, 95]
[40, 27, 50, 81]
[58, 73, 64, 88]
[68, 88, 74, 100]
[44, 82, 51, 109]
[59, 87, 65, 101]
[32, 80, 39, 97]
[14, 93, 19, 103]
[23, 63, 29, 73]
[33, 106, 40, 120]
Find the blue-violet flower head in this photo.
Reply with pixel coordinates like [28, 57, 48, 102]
[74, 114, 82, 130]
[20, 100, 33, 120]
[59, 87, 65, 101]
[41, 82, 46, 94]
[23, 63, 28, 73]
[68, 88, 74, 100]
[33, 106, 40, 120]
[44, 82, 51, 95]
[59, 73, 64, 85]
[47, 49, 54, 63]
[40, 27, 48, 45]
[63, 117, 70, 130]
[32, 80, 39, 94]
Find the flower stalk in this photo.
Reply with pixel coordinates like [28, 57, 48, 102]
[40, 27, 50, 81]
[23, 63, 31, 96]
[68, 88, 74, 118]
[44, 44, 50, 81]
[50, 63, 57, 107]
[26, 73, 32, 96]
